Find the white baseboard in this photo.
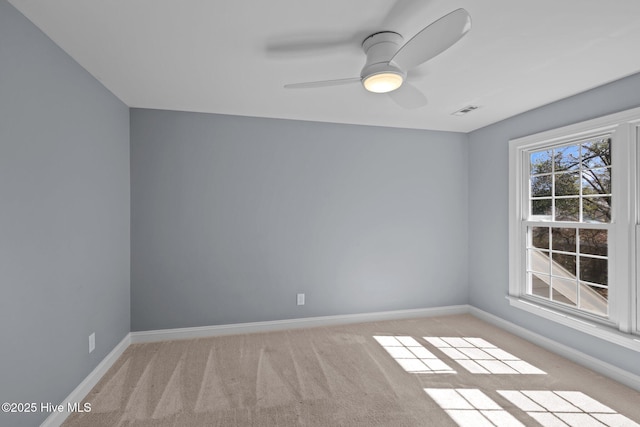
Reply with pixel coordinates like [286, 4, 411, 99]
[130, 305, 469, 344]
[469, 306, 640, 391]
[40, 333, 131, 427]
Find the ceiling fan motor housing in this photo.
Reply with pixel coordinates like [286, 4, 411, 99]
[360, 31, 406, 83]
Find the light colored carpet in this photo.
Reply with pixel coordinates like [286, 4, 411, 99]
[63, 314, 640, 426]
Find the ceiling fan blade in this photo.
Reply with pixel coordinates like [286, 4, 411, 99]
[284, 77, 361, 89]
[388, 82, 427, 109]
[390, 8, 471, 70]
[265, 33, 360, 57]
[383, 0, 432, 32]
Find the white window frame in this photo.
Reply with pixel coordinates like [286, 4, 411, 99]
[508, 106, 640, 351]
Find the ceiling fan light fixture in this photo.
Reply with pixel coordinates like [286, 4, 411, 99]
[363, 72, 404, 93]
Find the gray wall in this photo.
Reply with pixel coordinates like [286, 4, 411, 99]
[131, 109, 469, 331]
[5, 0, 640, 418]
[0, 1, 130, 426]
[468, 72, 640, 377]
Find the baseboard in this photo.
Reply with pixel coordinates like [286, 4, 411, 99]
[469, 306, 640, 391]
[40, 333, 131, 427]
[130, 305, 469, 344]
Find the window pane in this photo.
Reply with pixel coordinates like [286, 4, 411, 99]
[528, 249, 550, 273]
[580, 256, 608, 285]
[529, 272, 549, 298]
[582, 196, 611, 223]
[532, 199, 552, 217]
[552, 253, 576, 276]
[555, 198, 579, 221]
[554, 145, 580, 171]
[581, 138, 611, 169]
[530, 150, 552, 175]
[582, 167, 611, 195]
[531, 175, 552, 197]
[531, 227, 549, 249]
[579, 282, 608, 316]
[552, 277, 577, 307]
[579, 229, 607, 256]
[555, 172, 580, 196]
[551, 228, 576, 253]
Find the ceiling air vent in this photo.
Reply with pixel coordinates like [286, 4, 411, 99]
[452, 105, 480, 116]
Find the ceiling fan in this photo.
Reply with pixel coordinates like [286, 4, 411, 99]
[282, 7, 472, 109]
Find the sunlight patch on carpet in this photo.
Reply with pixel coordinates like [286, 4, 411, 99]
[424, 337, 546, 375]
[373, 336, 455, 374]
[424, 388, 524, 427]
[498, 390, 640, 427]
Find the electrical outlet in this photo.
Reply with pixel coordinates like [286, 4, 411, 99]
[89, 333, 95, 354]
[297, 293, 305, 306]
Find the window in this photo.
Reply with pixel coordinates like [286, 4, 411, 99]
[527, 138, 611, 317]
[508, 107, 640, 349]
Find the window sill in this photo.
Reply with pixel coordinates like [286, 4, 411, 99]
[506, 296, 640, 352]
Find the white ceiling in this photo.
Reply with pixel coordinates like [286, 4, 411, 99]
[9, 0, 640, 132]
